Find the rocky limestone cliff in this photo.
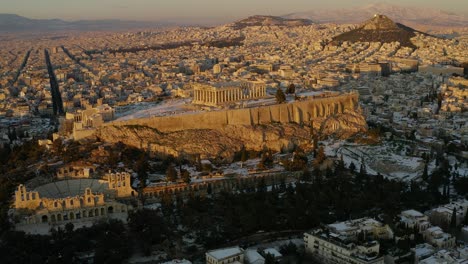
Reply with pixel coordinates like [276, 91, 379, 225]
[96, 109, 367, 161]
[317, 109, 368, 139]
[97, 124, 310, 161]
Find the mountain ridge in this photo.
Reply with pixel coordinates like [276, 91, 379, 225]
[284, 3, 468, 27]
[0, 14, 170, 32]
[2, 3, 467, 33]
[226, 15, 313, 29]
[331, 14, 428, 49]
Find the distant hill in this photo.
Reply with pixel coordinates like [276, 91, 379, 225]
[331, 14, 424, 48]
[227, 15, 313, 29]
[284, 3, 468, 28]
[0, 14, 169, 32]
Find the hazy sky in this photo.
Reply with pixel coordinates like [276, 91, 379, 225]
[2, 0, 468, 21]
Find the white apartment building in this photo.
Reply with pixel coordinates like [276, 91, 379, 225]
[400, 209, 431, 232]
[304, 229, 384, 264]
[423, 226, 456, 249]
[206, 246, 244, 264]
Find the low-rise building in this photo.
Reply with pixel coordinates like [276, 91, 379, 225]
[419, 249, 468, 264]
[304, 228, 384, 264]
[244, 250, 264, 264]
[206, 246, 244, 264]
[422, 226, 456, 249]
[413, 243, 436, 263]
[63, 104, 115, 140]
[262, 248, 282, 262]
[400, 209, 431, 232]
[328, 217, 394, 241]
[426, 199, 468, 228]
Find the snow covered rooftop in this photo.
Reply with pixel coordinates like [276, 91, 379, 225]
[207, 246, 243, 260]
[161, 259, 192, 264]
[263, 248, 282, 258]
[328, 217, 383, 234]
[414, 243, 435, 258]
[244, 249, 265, 263]
[329, 222, 357, 233]
[402, 209, 424, 218]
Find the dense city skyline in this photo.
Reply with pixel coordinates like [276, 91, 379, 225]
[2, 0, 468, 21]
[1, 0, 468, 263]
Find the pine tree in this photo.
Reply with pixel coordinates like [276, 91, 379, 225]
[256, 177, 267, 193]
[357, 230, 365, 242]
[287, 83, 296, 94]
[279, 178, 286, 192]
[310, 120, 315, 137]
[349, 162, 356, 173]
[181, 169, 191, 184]
[275, 88, 286, 103]
[65, 222, 74, 233]
[134, 154, 149, 187]
[313, 146, 326, 169]
[161, 192, 173, 210]
[241, 147, 247, 168]
[264, 253, 276, 264]
[359, 159, 367, 176]
[301, 169, 312, 182]
[450, 207, 457, 229]
[196, 154, 202, 170]
[464, 208, 468, 226]
[166, 165, 177, 182]
[338, 154, 345, 170]
[422, 162, 429, 182]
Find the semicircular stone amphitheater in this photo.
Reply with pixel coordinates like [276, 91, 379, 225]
[13, 172, 135, 234]
[35, 179, 110, 199]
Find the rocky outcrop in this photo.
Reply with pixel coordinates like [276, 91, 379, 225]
[331, 14, 429, 48]
[96, 109, 367, 161]
[284, 3, 468, 28]
[316, 109, 368, 139]
[97, 123, 310, 161]
[106, 93, 360, 133]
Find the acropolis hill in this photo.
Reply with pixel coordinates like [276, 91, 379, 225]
[106, 92, 358, 132]
[96, 92, 366, 160]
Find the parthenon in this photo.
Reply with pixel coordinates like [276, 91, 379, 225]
[192, 81, 266, 106]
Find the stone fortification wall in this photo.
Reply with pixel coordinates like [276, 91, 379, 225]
[106, 92, 358, 132]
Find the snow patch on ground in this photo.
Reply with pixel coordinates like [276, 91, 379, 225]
[115, 98, 197, 121]
[248, 238, 304, 251]
[323, 140, 427, 181]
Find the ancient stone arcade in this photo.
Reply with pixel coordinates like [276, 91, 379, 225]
[142, 171, 299, 201]
[192, 81, 267, 106]
[13, 172, 135, 235]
